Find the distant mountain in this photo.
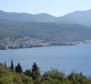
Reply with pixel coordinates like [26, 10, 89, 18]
[0, 10, 56, 23]
[1, 10, 91, 27]
[58, 10, 91, 27]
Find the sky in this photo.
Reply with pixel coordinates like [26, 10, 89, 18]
[0, 0, 91, 16]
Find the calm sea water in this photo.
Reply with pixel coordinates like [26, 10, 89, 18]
[0, 44, 91, 76]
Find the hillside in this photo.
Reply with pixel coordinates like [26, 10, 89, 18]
[0, 10, 91, 49]
[0, 64, 33, 84]
[0, 19, 91, 42]
[0, 63, 91, 84]
[0, 19, 91, 49]
[0, 28, 21, 39]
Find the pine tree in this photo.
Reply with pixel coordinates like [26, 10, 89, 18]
[10, 60, 14, 70]
[15, 63, 22, 73]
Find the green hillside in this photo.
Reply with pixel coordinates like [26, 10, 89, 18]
[0, 64, 33, 84]
[0, 63, 91, 84]
[0, 28, 20, 39]
[0, 19, 91, 42]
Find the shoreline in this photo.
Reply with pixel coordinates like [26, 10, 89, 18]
[0, 42, 91, 50]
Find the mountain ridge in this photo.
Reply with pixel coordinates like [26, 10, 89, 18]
[0, 9, 91, 26]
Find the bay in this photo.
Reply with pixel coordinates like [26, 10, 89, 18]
[0, 44, 91, 76]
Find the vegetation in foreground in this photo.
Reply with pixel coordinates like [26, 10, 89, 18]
[0, 61, 91, 84]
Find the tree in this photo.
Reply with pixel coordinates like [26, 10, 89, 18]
[32, 62, 40, 80]
[4, 61, 7, 68]
[43, 69, 64, 80]
[67, 72, 87, 84]
[15, 63, 22, 73]
[24, 69, 32, 77]
[10, 60, 14, 70]
[41, 69, 65, 84]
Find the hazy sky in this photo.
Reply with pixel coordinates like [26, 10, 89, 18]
[0, 0, 91, 16]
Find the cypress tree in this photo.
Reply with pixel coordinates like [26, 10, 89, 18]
[32, 62, 40, 80]
[10, 60, 14, 70]
[15, 63, 22, 73]
[4, 61, 7, 68]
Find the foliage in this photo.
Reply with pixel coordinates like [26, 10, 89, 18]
[0, 62, 91, 84]
[0, 64, 33, 84]
[67, 72, 87, 84]
[24, 69, 32, 77]
[0, 28, 19, 39]
[15, 63, 22, 73]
